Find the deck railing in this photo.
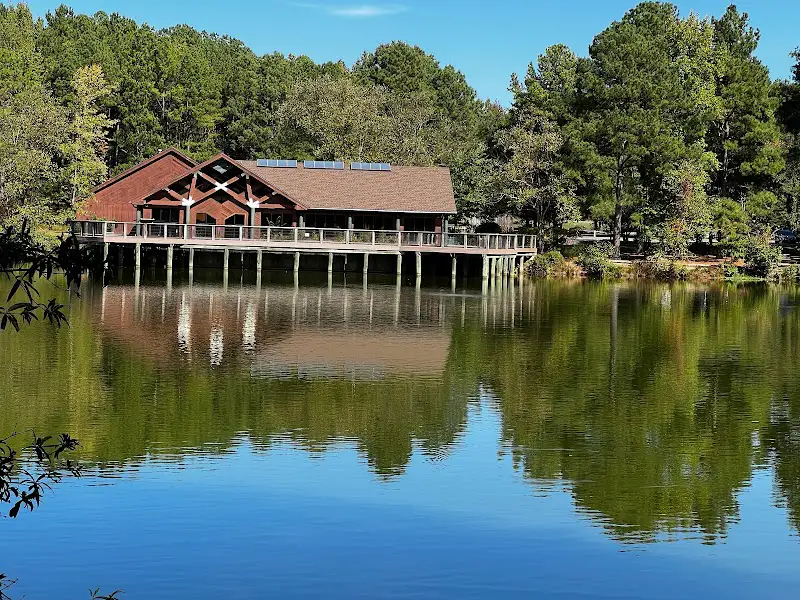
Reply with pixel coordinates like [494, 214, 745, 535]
[71, 221, 536, 251]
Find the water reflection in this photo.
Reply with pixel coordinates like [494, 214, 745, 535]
[3, 277, 800, 544]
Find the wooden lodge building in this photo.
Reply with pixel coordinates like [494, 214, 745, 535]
[75, 148, 536, 281]
[81, 148, 456, 233]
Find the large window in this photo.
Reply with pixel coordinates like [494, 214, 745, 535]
[403, 216, 436, 232]
[261, 212, 294, 227]
[304, 212, 348, 229]
[352, 214, 398, 230]
[152, 207, 180, 223]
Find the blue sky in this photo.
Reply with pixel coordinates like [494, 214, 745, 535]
[24, 0, 800, 105]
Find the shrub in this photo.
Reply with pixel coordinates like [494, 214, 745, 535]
[687, 265, 725, 282]
[576, 242, 621, 279]
[722, 264, 740, 279]
[779, 264, 800, 282]
[743, 234, 781, 279]
[525, 250, 580, 278]
[526, 251, 563, 277]
[631, 253, 688, 281]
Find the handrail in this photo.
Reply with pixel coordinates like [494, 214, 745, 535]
[70, 221, 537, 251]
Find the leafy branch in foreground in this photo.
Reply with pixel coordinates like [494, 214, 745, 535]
[0, 431, 120, 599]
[0, 219, 104, 332]
[0, 431, 81, 518]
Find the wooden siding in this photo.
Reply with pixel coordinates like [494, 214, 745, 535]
[79, 150, 195, 222]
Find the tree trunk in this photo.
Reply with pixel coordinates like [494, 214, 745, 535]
[721, 120, 730, 198]
[613, 162, 623, 257]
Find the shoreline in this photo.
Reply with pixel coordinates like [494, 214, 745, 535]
[523, 253, 799, 283]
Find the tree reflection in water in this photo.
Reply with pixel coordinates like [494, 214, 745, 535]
[2, 277, 800, 542]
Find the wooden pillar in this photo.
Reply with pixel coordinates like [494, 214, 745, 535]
[396, 253, 403, 276]
[490, 256, 497, 279]
[222, 249, 229, 290]
[294, 251, 300, 274]
[363, 252, 369, 275]
[328, 252, 334, 274]
[188, 248, 195, 273]
[256, 249, 263, 273]
[103, 242, 109, 264]
[415, 252, 422, 280]
[166, 245, 174, 287]
[134, 243, 141, 287]
[482, 255, 489, 280]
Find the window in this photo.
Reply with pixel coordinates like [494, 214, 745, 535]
[152, 208, 179, 223]
[405, 216, 435, 232]
[262, 212, 293, 227]
[304, 212, 347, 229]
[196, 213, 216, 224]
[195, 213, 215, 238]
[224, 214, 245, 239]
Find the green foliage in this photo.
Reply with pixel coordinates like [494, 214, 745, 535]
[708, 5, 785, 202]
[1, 1, 800, 251]
[62, 64, 116, 206]
[712, 197, 750, 257]
[743, 232, 782, 278]
[632, 253, 689, 281]
[746, 189, 783, 231]
[576, 241, 621, 279]
[569, 3, 718, 255]
[525, 250, 580, 278]
[779, 264, 800, 282]
[490, 100, 578, 246]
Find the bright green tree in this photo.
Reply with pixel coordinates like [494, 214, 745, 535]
[62, 64, 115, 207]
[0, 3, 68, 233]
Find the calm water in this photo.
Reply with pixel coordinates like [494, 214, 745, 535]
[2, 271, 800, 598]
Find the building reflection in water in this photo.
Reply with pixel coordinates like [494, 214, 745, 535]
[7, 278, 800, 542]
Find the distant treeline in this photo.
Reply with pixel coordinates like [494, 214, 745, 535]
[2, 1, 800, 255]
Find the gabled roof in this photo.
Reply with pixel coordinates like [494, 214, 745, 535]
[240, 161, 457, 214]
[93, 147, 196, 194]
[131, 153, 308, 209]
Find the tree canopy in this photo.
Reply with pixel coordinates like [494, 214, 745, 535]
[2, 1, 800, 256]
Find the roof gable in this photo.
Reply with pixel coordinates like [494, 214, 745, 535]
[132, 153, 307, 210]
[93, 147, 196, 194]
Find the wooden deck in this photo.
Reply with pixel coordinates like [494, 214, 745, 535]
[73, 221, 537, 256]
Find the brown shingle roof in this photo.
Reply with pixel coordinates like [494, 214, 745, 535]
[239, 161, 456, 214]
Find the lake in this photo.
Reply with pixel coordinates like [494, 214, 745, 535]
[2, 271, 800, 598]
